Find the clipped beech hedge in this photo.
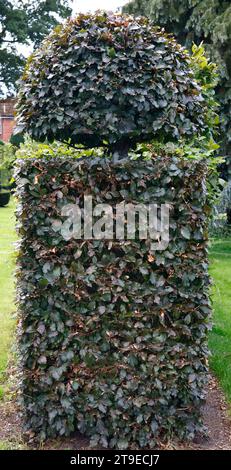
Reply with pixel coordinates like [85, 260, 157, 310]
[16, 12, 208, 150]
[15, 153, 211, 448]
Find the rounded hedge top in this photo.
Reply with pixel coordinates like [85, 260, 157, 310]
[16, 12, 208, 151]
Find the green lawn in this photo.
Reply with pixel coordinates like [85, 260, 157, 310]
[0, 199, 17, 391]
[209, 239, 231, 401]
[0, 201, 231, 406]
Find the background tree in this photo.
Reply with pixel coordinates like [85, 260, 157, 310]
[124, 0, 231, 178]
[0, 0, 72, 96]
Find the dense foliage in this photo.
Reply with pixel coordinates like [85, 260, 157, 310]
[15, 136, 96, 160]
[0, 0, 71, 96]
[15, 11, 215, 448]
[16, 12, 210, 155]
[0, 141, 17, 173]
[210, 181, 231, 237]
[124, 0, 231, 175]
[15, 154, 211, 447]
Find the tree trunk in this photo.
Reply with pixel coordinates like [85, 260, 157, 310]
[226, 207, 231, 225]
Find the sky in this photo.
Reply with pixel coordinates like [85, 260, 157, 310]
[72, 0, 129, 14]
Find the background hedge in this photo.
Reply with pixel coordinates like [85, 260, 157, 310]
[15, 153, 211, 448]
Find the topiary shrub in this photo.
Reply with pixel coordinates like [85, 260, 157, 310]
[15, 11, 214, 448]
[16, 12, 209, 156]
[0, 192, 10, 207]
[15, 153, 211, 447]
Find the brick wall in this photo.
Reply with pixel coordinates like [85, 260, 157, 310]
[0, 98, 16, 142]
[0, 118, 15, 142]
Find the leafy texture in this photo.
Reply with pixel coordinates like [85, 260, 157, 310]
[16, 12, 210, 154]
[0, 142, 16, 173]
[15, 154, 211, 448]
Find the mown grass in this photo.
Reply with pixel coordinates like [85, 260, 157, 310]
[0, 199, 17, 395]
[209, 239, 231, 402]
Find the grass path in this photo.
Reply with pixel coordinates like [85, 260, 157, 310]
[209, 239, 231, 401]
[0, 199, 17, 395]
